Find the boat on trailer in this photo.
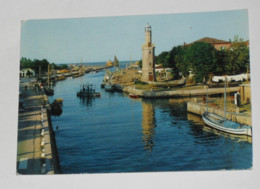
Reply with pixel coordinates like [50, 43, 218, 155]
[202, 77, 252, 136]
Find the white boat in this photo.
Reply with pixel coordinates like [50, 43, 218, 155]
[202, 77, 252, 136]
[202, 112, 252, 136]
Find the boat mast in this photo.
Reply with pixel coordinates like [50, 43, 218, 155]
[224, 76, 227, 120]
[47, 64, 50, 88]
[206, 86, 208, 113]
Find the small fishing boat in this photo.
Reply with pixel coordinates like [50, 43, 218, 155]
[104, 83, 114, 91]
[100, 82, 105, 88]
[202, 112, 252, 136]
[129, 93, 138, 98]
[77, 83, 101, 97]
[53, 98, 63, 106]
[44, 87, 54, 96]
[73, 73, 83, 78]
[51, 100, 63, 116]
[202, 77, 252, 136]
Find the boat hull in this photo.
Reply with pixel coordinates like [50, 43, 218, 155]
[202, 112, 252, 136]
[77, 92, 101, 97]
[129, 93, 138, 98]
[104, 84, 114, 91]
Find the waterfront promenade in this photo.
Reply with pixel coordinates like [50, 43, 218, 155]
[17, 79, 57, 174]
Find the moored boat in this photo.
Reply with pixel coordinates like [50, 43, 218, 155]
[104, 83, 114, 91]
[51, 100, 63, 116]
[202, 112, 252, 136]
[44, 87, 54, 96]
[129, 93, 138, 98]
[77, 83, 101, 97]
[44, 64, 54, 96]
[202, 77, 252, 136]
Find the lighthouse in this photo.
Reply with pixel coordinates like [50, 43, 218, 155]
[141, 24, 156, 82]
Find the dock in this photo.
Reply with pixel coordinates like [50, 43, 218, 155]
[187, 101, 252, 126]
[113, 84, 241, 98]
[17, 81, 60, 174]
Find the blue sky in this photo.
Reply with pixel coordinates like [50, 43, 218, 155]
[20, 9, 249, 64]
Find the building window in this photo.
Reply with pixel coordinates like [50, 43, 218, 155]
[150, 62, 151, 66]
[149, 51, 151, 54]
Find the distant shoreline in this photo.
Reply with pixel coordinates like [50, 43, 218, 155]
[55, 60, 138, 65]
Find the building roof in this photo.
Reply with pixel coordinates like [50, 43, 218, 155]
[20, 68, 35, 71]
[193, 37, 230, 44]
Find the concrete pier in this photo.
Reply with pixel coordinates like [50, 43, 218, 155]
[113, 84, 240, 98]
[187, 101, 252, 126]
[17, 82, 60, 174]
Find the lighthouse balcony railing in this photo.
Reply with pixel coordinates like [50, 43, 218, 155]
[142, 44, 155, 48]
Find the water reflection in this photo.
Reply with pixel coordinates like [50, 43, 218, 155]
[78, 96, 94, 106]
[141, 100, 156, 151]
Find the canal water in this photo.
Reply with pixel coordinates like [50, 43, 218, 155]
[49, 68, 252, 174]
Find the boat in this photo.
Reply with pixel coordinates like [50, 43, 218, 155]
[202, 77, 252, 136]
[44, 87, 54, 95]
[100, 82, 105, 88]
[113, 55, 119, 68]
[129, 93, 138, 98]
[73, 73, 83, 78]
[104, 83, 114, 91]
[51, 100, 62, 116]
[56, 75, 66, 81]
[44, 65, 54, 96]
[53, 98, 63, 106]
[202, 112, 251, 136]
[77, 83, 101, 97]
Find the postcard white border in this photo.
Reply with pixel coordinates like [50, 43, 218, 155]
[1, 0, 260, 189]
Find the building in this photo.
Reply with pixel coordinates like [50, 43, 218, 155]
[141, 24, 156, 82]
[20, 68, 35, 78]
[240, 83, 251, 104]
[186, 37, 231, 50]
[186, 37, 249, 51]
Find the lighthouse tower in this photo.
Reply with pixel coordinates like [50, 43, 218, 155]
[141, 24, 156, 82]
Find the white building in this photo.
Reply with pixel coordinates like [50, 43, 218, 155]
[20, 68, 35, 78]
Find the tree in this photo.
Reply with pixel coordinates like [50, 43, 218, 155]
[215, 49, 227, 75]
[138, 59, 142, 68]
[156, 51, 168, 66]
[20, 57, 51, 74]
[189, 42, 217, 83]
[175, 46, 191, 77]
[224, 38, 249, 75]
[20, 57, 33, 69]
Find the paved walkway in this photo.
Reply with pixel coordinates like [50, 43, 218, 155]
[17, 80, 54, 174]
